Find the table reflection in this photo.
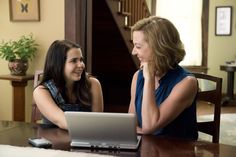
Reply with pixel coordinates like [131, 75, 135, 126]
[0, 121, 234, 157]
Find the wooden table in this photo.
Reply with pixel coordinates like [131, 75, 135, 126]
[220, 65, 236, 105]
[0, 74, 34, 121]
[0, 121, 236, 157]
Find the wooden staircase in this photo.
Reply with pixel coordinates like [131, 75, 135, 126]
[91, 0, 150, 112]
[105, 0, 151, 67]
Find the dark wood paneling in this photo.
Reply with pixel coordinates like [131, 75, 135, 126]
[202, 0, 209, 67]
[65, 0, 93, 72]
[92, 0, 137, 112]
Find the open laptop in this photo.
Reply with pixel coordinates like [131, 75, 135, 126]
[65, 111, 141, 150]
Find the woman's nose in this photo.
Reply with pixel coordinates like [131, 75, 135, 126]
[77, 61, 84, 67]
[132, 48, 137, 55]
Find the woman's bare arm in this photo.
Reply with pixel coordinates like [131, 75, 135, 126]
[90, 77, 104, 112]
[33, 86, 67, 129]
[140, 75, 198, 134]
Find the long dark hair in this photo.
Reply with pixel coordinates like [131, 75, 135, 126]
[41, 40, 91, 106]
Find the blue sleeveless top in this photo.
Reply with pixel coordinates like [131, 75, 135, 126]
[42, 80, 91, 125]
[135, 65, 198, 140]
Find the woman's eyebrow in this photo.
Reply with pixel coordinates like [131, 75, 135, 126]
[134, 43, 142, 46]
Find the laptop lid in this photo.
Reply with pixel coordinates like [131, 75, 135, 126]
[65, 112, 141, 150]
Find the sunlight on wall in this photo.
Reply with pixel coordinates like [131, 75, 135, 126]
[156, 0, 202, 66]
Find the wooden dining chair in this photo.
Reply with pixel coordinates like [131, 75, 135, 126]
[31, 70, 44, 123]
[193, 72, 222, 143]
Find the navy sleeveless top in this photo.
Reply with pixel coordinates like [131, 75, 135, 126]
[135, 65, 198, 140]
[42, 80, 91, 125]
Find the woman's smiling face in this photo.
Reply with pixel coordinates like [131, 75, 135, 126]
[132, 31, 153, 65]
[64, 48, 85, 84]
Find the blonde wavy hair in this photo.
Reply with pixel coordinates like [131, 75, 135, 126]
[131, 16, 185, 76]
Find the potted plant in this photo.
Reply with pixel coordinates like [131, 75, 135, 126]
[0, 34, 38, 76]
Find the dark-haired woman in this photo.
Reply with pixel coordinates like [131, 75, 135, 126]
[33, 40, 103, 129]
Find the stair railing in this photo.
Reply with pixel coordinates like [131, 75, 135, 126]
[117, 0, 150, 27]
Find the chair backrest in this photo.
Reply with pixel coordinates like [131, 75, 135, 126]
[31, 70, 44, 123]
[193, 72, 222, 143]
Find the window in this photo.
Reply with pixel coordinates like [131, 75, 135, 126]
[156, 0, 202, 66]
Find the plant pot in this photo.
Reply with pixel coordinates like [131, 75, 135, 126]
[8, 59, 29, 76]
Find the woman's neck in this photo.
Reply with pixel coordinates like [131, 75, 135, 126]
[66, 82, 76, 103]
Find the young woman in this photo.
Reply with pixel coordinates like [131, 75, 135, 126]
[128, 16, 198, 140]
[33, 40, 103, 130]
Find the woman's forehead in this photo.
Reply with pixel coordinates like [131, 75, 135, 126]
[67, 48, 83, 57]
[133, 31, 146, 42]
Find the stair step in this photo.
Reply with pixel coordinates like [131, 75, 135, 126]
[118, 12, 131, 16]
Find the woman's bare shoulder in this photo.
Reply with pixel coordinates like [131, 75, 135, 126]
[183, 75, 198, 85]
[34, 84, 44, 90]
[174, 75, 198, 95]
[88, 77, 101, 87]
[132, 70, 140, 80]
[33, 84, 47, 93]
[89, 76, 100, 83]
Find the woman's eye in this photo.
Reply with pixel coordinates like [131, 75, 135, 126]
[70, 58, 78, 63]
[134, 44, 141, 49]
[69, 58, 84, 63]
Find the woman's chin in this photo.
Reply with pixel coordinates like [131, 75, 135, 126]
[73, 76, 81, 81]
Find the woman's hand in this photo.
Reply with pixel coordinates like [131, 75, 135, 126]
[140, 61, 156, 80]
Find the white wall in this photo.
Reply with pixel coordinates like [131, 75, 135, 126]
[208, 0, 236, 93]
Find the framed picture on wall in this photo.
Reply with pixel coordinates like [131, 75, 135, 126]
[215, 6, 232, 36]
[9, 0, 40, 22]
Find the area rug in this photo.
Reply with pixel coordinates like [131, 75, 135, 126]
[0, 145, 114, 157]
[197, 113, 236, 146]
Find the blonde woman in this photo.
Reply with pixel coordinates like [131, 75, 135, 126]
[128, 16, 198, 140]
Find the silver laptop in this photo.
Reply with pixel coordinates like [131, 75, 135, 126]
[65, 111, 141, 150]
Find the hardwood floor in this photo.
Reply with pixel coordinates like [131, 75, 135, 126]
[197, 101, 236, 115]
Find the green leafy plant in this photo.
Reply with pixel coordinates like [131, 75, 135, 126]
[0, 34, 38, 62]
